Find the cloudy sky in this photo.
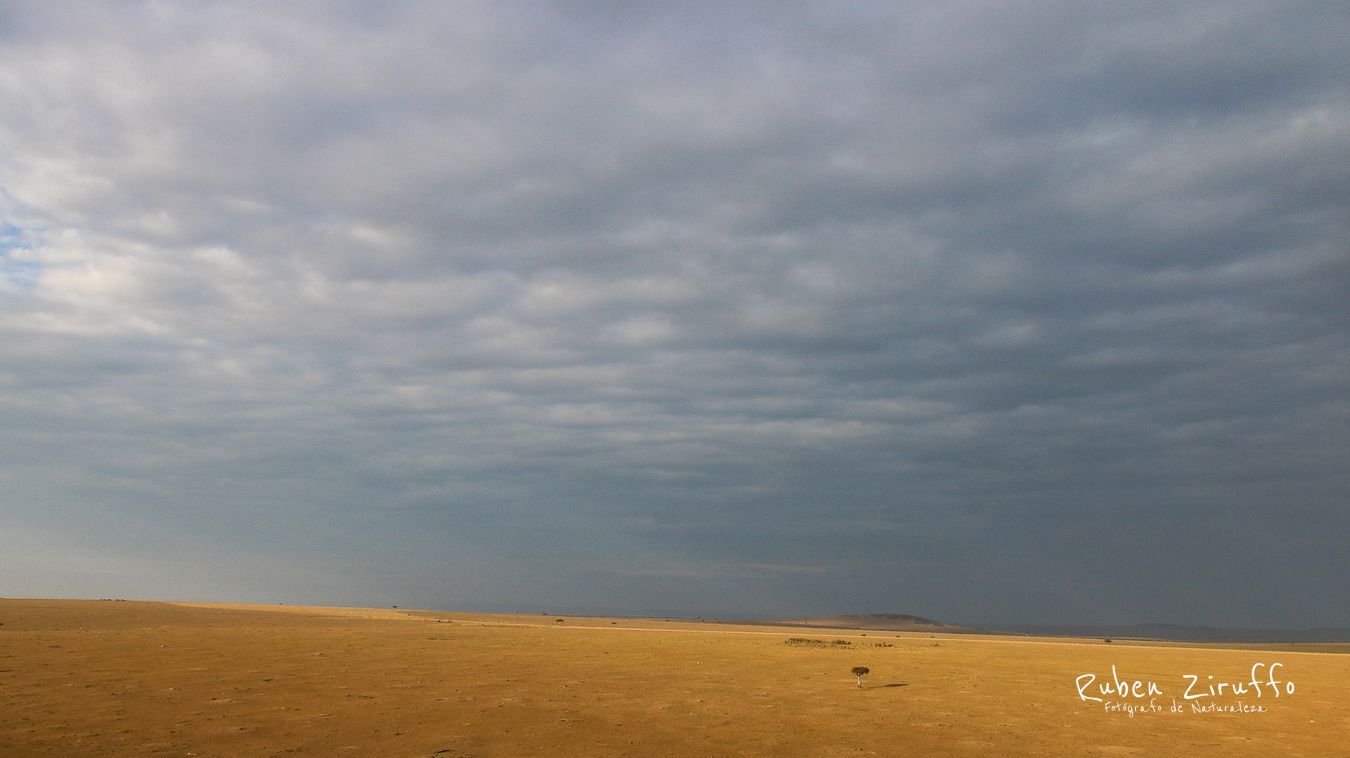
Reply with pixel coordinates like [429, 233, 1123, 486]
[1, 1, 1347, 627]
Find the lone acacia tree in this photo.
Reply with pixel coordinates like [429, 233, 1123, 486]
[851, 666, 870, 689]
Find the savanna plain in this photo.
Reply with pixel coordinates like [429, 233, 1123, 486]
[2, 599, 1347, 756]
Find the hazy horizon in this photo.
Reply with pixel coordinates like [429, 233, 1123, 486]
[3, 2, 1348, 629]
[9, 593, 1350, 634]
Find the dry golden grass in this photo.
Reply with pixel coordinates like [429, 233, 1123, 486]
[2, 599, 1347, 756]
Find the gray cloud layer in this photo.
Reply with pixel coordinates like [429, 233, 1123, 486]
[2, 1, 1347, 626]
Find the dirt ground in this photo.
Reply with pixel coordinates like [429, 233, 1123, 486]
[1, 599, 1346, 756]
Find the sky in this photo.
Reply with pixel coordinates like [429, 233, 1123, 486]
[1, 1, 1347, 628]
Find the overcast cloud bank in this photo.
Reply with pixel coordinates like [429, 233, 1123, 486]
[1, 1, 1347, 626]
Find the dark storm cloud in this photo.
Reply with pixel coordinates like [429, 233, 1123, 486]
[1, 1, 1347, 625]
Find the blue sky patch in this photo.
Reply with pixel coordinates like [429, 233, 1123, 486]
[1, 222, 42, 289]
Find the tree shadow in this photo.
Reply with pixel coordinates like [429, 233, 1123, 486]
[876, 682, 909, 688]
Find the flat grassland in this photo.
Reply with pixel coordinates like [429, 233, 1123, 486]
[2, 599, 1347, 756]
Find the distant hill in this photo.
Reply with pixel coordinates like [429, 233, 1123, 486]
[759, 615, 1350, 643]
[985, 623, 1350, 644]
[763, 613, 974, 633]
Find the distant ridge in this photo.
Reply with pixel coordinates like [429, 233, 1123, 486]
[762, 613, 974, 633]
[759, 615, 1350, 644]
[986, 623, 1350, 644]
